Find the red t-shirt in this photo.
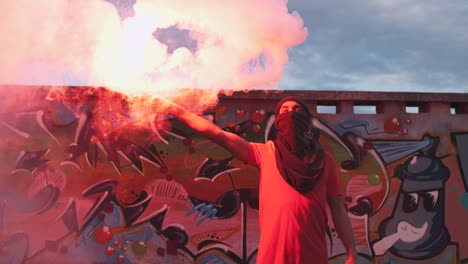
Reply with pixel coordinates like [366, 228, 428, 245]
[248, 141, 341, 264]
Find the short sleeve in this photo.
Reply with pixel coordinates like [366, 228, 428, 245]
[325, 152, 343, 200]
[247, 142, 273, 168]
[247, 143, 261, 167]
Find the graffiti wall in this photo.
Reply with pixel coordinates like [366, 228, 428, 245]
[0, 86, 467, 264]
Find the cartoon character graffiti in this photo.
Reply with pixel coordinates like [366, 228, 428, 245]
[372, 137, 451, 259]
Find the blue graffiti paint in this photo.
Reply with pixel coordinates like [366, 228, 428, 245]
[185, 203, 218, 225]
[199, 254, 229, 264]
[387, 199, 393, 209]
[451, 186, 457, 193]
[461, 192, 468, 209]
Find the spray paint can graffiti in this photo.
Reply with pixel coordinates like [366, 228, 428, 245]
[375, 138, 451, 259]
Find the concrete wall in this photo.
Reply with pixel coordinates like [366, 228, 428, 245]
[1, 86, 468, 263]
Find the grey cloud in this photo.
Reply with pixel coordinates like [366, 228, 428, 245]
[281, 0, 468, 92]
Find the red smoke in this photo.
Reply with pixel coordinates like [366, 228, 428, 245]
[0, 0, 307, 111]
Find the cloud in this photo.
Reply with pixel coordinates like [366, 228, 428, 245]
[0, 0, 308, 99]
[281, 0, 468, 92]
[2, 1, 466, 94]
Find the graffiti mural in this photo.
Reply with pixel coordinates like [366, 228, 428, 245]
[0, 86, 467, 264]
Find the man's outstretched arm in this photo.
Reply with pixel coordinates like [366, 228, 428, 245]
[161, 102, 251, 164]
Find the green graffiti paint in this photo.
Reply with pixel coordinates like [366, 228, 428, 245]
[461, 192, 468, 209]
[367, 173, 381, 186]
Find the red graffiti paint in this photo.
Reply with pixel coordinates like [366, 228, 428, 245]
[98, 213, 106, 221]
[45, 240, 59, 252]
[116, 179, 144, 205]
[363, 141, 373, 150]
[105, 246, 115, 256]
[235, 109, 246, 118]
[400, 128, 408, 136]
[103, 203, 114, 213]
[250, 109, 266, 123]
[252, 124, 261, 133]
[94, 226, 113, 244]
[157, 247, 165, 256]
[166, 240, 178, 255]
[160, 166, 169, 174]
[188, 146, 196, 154]
[60, 245, 68, 254]
[182, 138, 193, 146]
[384, 117, 400, 134]
[0, 246, 9, 255]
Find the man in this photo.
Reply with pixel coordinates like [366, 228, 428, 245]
[161, 96, 357, 264]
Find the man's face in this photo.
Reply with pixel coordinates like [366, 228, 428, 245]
[278, 101, 304, 114]
[275, 100, 312, 138]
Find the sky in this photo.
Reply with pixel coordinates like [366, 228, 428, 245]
[1, 1, 467, 94]
[281, 0, 468, 93]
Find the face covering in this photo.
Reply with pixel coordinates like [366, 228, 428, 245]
[273, 98, 325, 194]
[275, 110, 312, 155]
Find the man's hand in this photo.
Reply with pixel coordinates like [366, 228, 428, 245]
[345, 252, 357, 264]
[152, 98, 251, 163]
[150, 96, 184, 117]
[329, 195, 358, 264]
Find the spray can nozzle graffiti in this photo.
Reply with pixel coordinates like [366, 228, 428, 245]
[373, 136, 451, 259]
